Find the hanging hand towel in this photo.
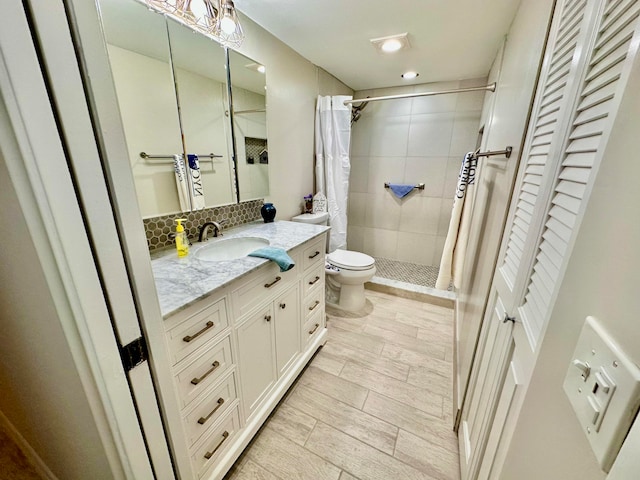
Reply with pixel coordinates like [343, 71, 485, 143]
[248, 247, 296, 272]
[173, 154, 191, 211]
[387, 184, 415, 199]
[436, 152, 478, 290]
[187, 154, 205, 210]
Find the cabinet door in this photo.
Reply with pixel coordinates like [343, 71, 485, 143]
[275, 285, 300, 376]
[237, 308, 276, 419]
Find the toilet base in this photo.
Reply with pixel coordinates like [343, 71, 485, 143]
[328, 283, 367, 312]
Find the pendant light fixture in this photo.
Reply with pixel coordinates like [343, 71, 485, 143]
[146, 0, 244, 48]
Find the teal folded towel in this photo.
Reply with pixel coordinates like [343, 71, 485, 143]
[248, 247, 295, 272]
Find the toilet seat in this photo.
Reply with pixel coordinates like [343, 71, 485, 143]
[327, 249, 375, 271]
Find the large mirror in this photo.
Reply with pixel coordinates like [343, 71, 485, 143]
[228, 50, 269, 202]
[167, 19, 236, 209]
[100, 0, 245, 217]
[100, 0, 185, 217]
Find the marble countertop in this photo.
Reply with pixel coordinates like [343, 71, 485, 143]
[151, 220, 329, 318]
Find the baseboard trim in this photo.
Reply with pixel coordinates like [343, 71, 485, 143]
[0, 409, 58, 480]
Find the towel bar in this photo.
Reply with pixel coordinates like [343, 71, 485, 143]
[473, 146, 512, 159]
[384, 182, 425, 190]
[139, 152, 223, 163]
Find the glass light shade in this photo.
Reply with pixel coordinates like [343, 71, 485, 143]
[213, 0, 244, 48]
[220, 14, 236, 34]
[145, 0, 244, 48]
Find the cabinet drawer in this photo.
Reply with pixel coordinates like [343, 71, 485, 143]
[303, 263, 325, 298]
[231, 261, 297, 320]
[183, 373, 237, 447]
[302, 236, 325, 271]
[174, 336, 233, 408]
[192, 406, 240, 478]
[303, 309, 325, 347]
[303, 288, 324, 323]
[166, 298, 229, 365]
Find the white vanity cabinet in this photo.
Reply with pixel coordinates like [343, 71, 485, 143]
[160, 229, 328, 480]
[236, 283, 301, 419]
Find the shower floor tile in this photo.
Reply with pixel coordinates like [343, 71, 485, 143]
[373, 257, 441, 289]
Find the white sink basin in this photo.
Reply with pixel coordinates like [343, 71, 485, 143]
[195, 236, 270, 262]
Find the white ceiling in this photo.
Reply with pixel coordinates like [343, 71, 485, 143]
[237, 0, 523, 91]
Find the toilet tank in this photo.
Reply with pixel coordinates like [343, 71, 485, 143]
[291, 212, 330, 251]
[291, 212, 329, 226]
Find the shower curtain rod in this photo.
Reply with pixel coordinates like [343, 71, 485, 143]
[344, 82, 496, 106]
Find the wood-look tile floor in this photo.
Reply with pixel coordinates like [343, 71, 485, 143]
[225, 289, 460, 480]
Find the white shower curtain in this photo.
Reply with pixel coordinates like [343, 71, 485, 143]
[315, 95, 352, 252]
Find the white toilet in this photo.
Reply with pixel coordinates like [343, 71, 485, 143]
[291, 213, 376, 312]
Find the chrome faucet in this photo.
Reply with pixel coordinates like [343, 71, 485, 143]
[198, 220, 226, 241]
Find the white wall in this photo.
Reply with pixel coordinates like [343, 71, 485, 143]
[235, 14, 353, 220]
[499, 40, 640, 480]
[347, 79, 485, 264]
[0, 128, 113, 479]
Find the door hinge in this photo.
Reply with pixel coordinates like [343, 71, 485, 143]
[119, 336, 148, 372]
[453, 408, 463, 433]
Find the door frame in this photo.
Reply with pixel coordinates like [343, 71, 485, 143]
[0, 1, 160, 478]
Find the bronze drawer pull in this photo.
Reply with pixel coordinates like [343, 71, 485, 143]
[204, 431, 229, 459]
[308, 250, 320, 259]
[308, 275, 321, 285]
[197, 398, 225, 425]
[183, 321, 214, 343]
[308, 300, 320, 311]
[264, 276, 281, 288]
[265, 315, 272, 322]
[190, 361, 220, 385]
[279, 303, 286, 309]
[308, 323, 320, 335]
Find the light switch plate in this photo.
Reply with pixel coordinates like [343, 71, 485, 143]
[563, 316, 640, 472]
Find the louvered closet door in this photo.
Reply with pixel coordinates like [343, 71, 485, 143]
[520, 0, 640, 341]
[459, 1, 640, 479]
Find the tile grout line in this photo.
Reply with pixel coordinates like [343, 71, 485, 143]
[307, 419, 426, 477]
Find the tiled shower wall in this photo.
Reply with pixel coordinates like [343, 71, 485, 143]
[347, 78, 485, 266]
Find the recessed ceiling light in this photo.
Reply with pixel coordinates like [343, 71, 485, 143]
[402, 71, 419, 79]
[382, 39, 403, 52]
[370, 33, 410, 54]
[257, 65, 266, 74]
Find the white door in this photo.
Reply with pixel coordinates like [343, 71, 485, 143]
[459, 0, 640, 478]
[3, 0, 175, 477]
[237, 307, 277, 418]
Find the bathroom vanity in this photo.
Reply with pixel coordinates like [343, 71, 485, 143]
[151, 221, 328, 479]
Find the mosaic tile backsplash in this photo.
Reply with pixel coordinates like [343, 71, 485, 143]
[143, 199, 263, 251]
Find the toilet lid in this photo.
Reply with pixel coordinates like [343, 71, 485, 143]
[327, 249, 375, 271]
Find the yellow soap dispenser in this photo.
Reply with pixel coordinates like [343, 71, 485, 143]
[174, 218, 189, 257]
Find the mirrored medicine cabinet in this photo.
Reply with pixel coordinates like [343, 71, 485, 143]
[99, 0, 268, 218]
